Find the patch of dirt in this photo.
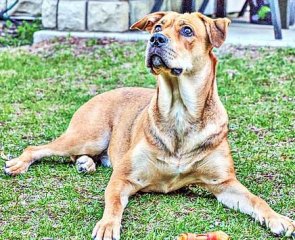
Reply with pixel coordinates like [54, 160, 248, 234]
[284, 55, 295, 63]
[28, 37, 130, 58]
[216, 44, 277, 60]
[248, 125, 269, 139]
[2, 36, 280, 61]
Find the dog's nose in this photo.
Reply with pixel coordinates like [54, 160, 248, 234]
[150, 33, 168, 47]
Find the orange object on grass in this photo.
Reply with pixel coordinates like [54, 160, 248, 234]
[177, 231, 230, 240]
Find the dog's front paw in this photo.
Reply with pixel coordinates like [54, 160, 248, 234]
[92, 218, 121, 240]
[266, 213, 295, 237]
[4, 158, 29, 176]
[76, 156, 96, 173]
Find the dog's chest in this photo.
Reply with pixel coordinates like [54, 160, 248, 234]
[170, 100, 191, 135]
[131, 154, 198, 193]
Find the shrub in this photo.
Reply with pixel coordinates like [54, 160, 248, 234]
[0, 20, 41, 47]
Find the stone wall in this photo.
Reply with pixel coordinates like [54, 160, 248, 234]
[2, 0, 43, 17]
[41, 0, 57, 29]
[0, 1, 5, 11]
[3, 0, 246, 28]
[42, 0, 137, 32]
[129, 0, 154, 24]
[87, 1, 129, 32]
[40, 0, 210, 32]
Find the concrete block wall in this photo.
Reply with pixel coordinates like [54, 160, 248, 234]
[3, 0, 43, 17]
[129, 0, 154, 24]
[42, 0, 57, 29]
[42, 0, 154, 32]
[58, 1, 86, 31]
[88, 1, 129, 32]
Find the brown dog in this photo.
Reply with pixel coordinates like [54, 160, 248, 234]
[4, 12, 295, 239]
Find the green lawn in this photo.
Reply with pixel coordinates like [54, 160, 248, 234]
[0, 40, 294, 240]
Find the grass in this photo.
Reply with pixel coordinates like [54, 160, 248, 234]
[0, 39, 294, 240]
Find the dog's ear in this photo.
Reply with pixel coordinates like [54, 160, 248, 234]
[197, 13, 231, 48]
[130, 12, 167, 32]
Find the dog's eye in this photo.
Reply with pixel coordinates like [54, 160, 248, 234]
[181, 26, 194, 37]
[154, 25, 162, 32]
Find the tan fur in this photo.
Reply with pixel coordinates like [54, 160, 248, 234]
[5, 12, 294, 239]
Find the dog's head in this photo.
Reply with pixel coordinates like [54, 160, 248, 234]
[131, 12, 230, 76]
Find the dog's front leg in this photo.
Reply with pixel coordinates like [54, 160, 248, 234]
[207, 179, 295, 236]
[92, 172, 137, 240]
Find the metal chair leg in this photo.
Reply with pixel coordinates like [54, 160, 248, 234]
[238, 0, 249, 17]
[199, 0, 209, 13]
[216, 0, 227, 17]
[290, 0, 295, 25]
[151, 0, 164, 13]
[269, 0, 283, 39]
[279, 0, 290, 29]
[182, 0, 195, 13]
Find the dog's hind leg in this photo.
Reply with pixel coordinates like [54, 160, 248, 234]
[4, 132, 109, 176]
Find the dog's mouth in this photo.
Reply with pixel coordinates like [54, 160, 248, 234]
[151, 55, 166, 69]
[147, 54, 183, 76]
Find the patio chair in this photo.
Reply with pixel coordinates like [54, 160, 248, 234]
[199, 0, 283, 39]
[151, 0, 196, 13]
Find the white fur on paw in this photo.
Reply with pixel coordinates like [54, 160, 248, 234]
[4, 158, 29, 176]
[267, 214, 295, 236]
[92, 218, 121, 240]
[76, 156, 96, 173]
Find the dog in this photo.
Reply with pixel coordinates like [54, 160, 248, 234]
[4, 11, 294, 239]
